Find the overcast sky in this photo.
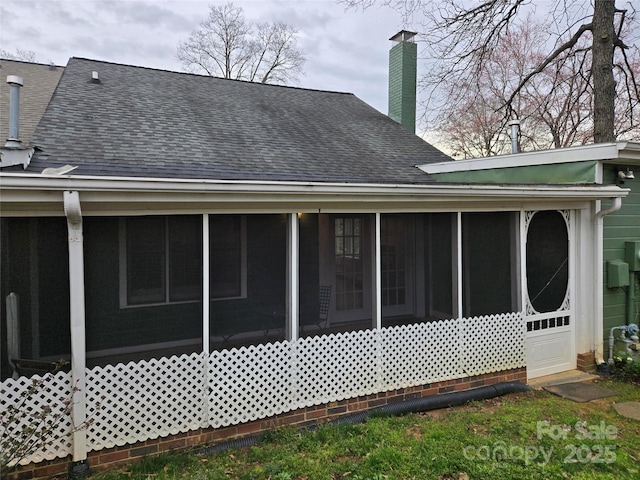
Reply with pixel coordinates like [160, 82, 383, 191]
[3, 0, 638, 147]
[0, 0, 410, 116]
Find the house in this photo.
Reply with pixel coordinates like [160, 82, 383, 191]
[0, 43, 633, 477]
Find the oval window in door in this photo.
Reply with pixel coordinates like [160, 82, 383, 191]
[526, 211, 569, 313]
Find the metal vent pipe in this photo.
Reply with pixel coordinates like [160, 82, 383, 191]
[5, 75, 24, 148]
[508, 119, 520, 154]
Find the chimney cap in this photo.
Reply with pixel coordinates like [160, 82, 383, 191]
[6, 75, 24, 86]
[389, 30, 417, 42]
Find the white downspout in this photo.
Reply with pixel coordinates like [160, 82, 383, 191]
[64, 190, 90, 475]
[594, 197, 623, 367]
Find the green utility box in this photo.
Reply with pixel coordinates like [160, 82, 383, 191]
[625, 241, 640, 271]
[607, 260, 630, 288]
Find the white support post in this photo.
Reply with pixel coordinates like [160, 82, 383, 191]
[456, 212, 463, 319]
[374, 213, 382, 330]
[287, 213, 299, 341]
[202, 214, 210, 428]
[63, 191, 89, 475]
[202, 214, 210, 356]
[519, 211, 527, 315]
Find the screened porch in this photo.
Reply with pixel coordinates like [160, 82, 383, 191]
[1, 211, 524, 375]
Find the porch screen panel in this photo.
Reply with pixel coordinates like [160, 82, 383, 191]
[526, 211, 569, 313]
[209, 215, 243, 299]
[209, 214, 286, 350]
[168, 216, 202, 302]
[462, 212, 517, 317]
[381, 216, 406, 307]
[126, 216, 166, 305]
[300, 214, 374, 336]
[425, 213, 456, 320]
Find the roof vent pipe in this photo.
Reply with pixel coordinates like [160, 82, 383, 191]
[5, 75, 24, 149]
[508, 119, 520, 154]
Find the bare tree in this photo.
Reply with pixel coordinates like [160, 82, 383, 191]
[343, 0, 639, 145]
[0, 49, 36, 62]
[438, 17, 599, 158]
[177, 2, 305, 85]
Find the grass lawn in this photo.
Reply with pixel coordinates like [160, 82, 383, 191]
[95, 380, 640, 480]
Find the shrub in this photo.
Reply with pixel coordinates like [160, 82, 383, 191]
[610, 354, 640, 384]
[0, 361, 98, 480]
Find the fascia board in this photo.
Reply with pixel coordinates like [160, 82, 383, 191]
[417, 142, 640, 174]
[603, 141, 640, 165]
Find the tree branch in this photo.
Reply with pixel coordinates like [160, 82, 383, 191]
[504, 22, 592, 109]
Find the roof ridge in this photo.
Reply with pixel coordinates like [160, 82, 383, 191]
[0, 58, 65, 68]
[69, 56, 355, 96]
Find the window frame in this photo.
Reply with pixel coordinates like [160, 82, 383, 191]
[119, 216, 203, 308]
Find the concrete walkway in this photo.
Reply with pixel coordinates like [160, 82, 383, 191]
[528, 369, 640, 421]
[527, 370, 600, 389]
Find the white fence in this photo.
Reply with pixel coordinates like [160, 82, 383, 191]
[2, 312, 524, 466]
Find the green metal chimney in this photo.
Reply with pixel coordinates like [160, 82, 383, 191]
[388, 30, 417, 133]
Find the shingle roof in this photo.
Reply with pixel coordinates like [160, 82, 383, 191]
[0, 59, 64, 145]
[28, 57, 450, 183]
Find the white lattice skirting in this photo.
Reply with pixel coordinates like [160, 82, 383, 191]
[2, 312, 524, 465]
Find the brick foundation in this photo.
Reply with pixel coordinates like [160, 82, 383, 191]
[576, 352, 597, 373]
[7, 368, 526, 480]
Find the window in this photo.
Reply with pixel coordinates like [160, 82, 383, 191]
[120, 215, 202, 306]
[335, 217, 364, 311]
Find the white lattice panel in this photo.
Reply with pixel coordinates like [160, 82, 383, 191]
[86, 353, 205, 451]
[296, 329, 378, 408]
[462, 312, 525, 376]
[209, 342, 293, 428]
[4, 314, 527, 463]
[0, 371, 73, 465]
[380, 319, 464, 389]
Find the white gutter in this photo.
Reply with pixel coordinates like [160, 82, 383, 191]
[0, 172, 630, 198]
[63, 191, 89, 470]
[594, 197, 623, 366]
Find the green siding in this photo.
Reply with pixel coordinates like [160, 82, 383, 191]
[388, 40, 417, 133]
[430, 161, 599, 184]
[602, 165, 640, 350]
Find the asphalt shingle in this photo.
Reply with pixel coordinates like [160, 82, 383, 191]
[29, 58, 451, 183]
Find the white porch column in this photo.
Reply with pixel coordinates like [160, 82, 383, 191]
[456, 212, 463, 318]
[287, 213, 299, 340]
[63, 191, 89, 472]
[373, 213, 381, 330]
[201, 214, 210, 428]
[202, 214, 210, 355]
